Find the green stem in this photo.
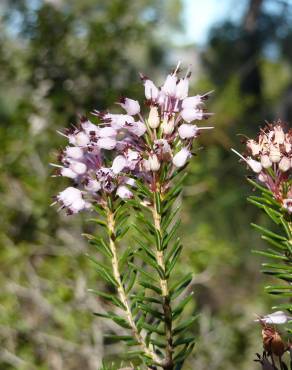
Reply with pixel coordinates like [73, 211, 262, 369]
[151, 189, 174, 370]
[106, 205, 161, 366]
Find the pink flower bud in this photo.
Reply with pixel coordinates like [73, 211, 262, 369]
[172, 148, 190, 167]
[65, 147, 83, 159]
[112, 155, 127, 174]
[116, 185, 133, 199]
[279, 156, 290, 172]
[175, 78, 189, 99]
[148, 154, 160, 171]
[97, 137, 116, 150]
[162, 74, 177, 96]
[246, 158, 262, 173]
[260, 155, 272, 169]
[144, 79, 159, 100]
[120, 98, 140, 115]
[181, 108, 203, 123]
[178, 124, 198, 139]
[148, 106, 160, 128]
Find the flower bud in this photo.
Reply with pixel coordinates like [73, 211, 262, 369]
[173, 148, 190, 168]
[162, 116, 175, 135]
[178, 124, 198, 139]
[148, 106, 160, 129]
[256, 311, 292, 325]
[260, 155, 272, 169]
[269, 145, 281, 163]
[181, 108, 203, 123]
[127, 120, 147, 137]
[120, 97, 140, 116]
[58, 187, 83, 207]
[148, 154, 160, 171]
[246, 158, 262, 173]
[279, 156, 290, 172]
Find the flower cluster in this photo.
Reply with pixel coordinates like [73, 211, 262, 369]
[232, 121, 292, 212]
[52, 63, 213, 214]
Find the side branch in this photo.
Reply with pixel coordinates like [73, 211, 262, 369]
[106, 206, 161, 366]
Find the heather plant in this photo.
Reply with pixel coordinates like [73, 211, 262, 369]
[233, 122, 292, 370]
[52, 63, 213, 369]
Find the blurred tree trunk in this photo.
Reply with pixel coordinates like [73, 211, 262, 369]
[240, 0, 264, 113]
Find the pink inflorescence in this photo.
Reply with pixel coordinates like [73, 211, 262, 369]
[52, 63, 213, 214]
[232, 121, 292, 212]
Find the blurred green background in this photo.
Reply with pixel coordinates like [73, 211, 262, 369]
[1, 0, 292, 369]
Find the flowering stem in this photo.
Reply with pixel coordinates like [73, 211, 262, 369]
[105, 201, 161, 366]
[150, 183, 174, 370]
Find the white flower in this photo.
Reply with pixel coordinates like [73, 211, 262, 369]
[246, 158, 262, 173]
[97, 137, 116, 150]
[127, 120, 147, 137]
[255, 311, 292, 324]
[274, 125, 285, 144]
[154, 139, 171, 154]
[148, 106, 160, 129]
[57, 187, 83, 206]
[260, 155, 272, 169]
[116, 185, 133, 199]
[144, 79, 159, 100]
[269, 145, 281, 163]
[283, 198, 292, 213]
[108, 114, 135, 129]
[81, 120, 99, 135]
[69, 131, 90, 146]
[182, 95, 202, 109]
[173, 148, 190, 167]
[178, 124, 198, 139]
[120, 98, 140, 115]
[124, 177, 135, 187]
[65, 146, 84, 159]
[70, 198, 89, 213]
[181, 108, 203, 123]
[60, 167, 78, 179]
[175, 78, 189, 99]
[247, 139, 261, 156]
[69, 161, 87, 175]
[162, 74, 177, 96]
[84, 179, 101, 192]
[112, 155, 127, 174]
[279, 156, 290, 172]
[99, 127, 117, 138]
[148, 154, 160, 171]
